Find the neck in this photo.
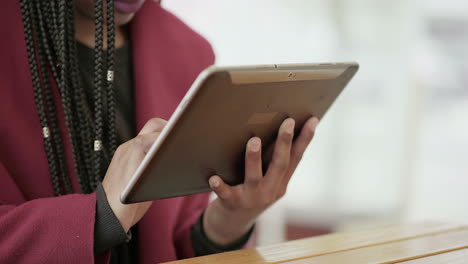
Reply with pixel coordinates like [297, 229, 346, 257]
[74, 10, 127, 49]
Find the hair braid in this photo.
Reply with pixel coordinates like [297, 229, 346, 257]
[45, 1, 61, 64]
[35, 0, 75, 194]
[38, 1, 59, 80]
[20, 0, 62, 195]
[106, 0, 117, 157]
[20, 0, 118, 195]
[92, 0, 105, 190]
[65, 0, 93, 193]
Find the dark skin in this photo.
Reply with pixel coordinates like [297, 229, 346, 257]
[73, 0, 320, 245]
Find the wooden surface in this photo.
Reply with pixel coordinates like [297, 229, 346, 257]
[163, 222, 468, 264]
[398, 248, 468, 264]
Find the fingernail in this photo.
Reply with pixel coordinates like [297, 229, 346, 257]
[286, 119, 295, 134]
[209, 177, 219, 188]
[250, 138, 261, 152]
[309, 118, 319, 131]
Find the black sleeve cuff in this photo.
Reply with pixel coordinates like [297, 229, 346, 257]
[94, 183, 132, 255]
[191, 212, 254, 256]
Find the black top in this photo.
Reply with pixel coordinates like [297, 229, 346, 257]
[76, 42, 252, 263]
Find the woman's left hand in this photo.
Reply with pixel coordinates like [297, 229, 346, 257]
[203, 116, 319, 245]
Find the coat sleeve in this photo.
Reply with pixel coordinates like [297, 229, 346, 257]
[0, 163, 109, 264]
[173, 193, 210, 259]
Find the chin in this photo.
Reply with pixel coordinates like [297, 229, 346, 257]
[74, 0, 139, 27]
[115, 12, 136, 26]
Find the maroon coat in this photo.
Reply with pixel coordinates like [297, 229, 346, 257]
[0, 1, 215, 263]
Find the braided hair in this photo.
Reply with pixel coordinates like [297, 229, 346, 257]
[19, 0, 118, 195]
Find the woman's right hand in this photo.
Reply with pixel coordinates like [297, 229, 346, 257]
[102, 118, 167, 232]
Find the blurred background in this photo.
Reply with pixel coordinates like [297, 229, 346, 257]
[163, 0, 468, 246]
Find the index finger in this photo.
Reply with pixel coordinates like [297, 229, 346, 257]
[280, 117, 319, 191]
[138, 118, 167, 135]
[263, 118, 295, 189]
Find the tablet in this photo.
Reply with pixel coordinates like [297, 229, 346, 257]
[121, 62, 359, 203]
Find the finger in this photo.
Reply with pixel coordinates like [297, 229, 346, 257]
[131, 132, 160, 160]
[280, 117, 319, 194]
[290, 117, 319, 167]
[138, 118, 167, 135]
[209, 175, 234, 200]
[107, 131, 160, 188]
[264, 118, 295, 188]
[244, 137, 263, 187]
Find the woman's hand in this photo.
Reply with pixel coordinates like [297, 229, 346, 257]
[102, 118, 167, 232]
[203, 117, 319, 245]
